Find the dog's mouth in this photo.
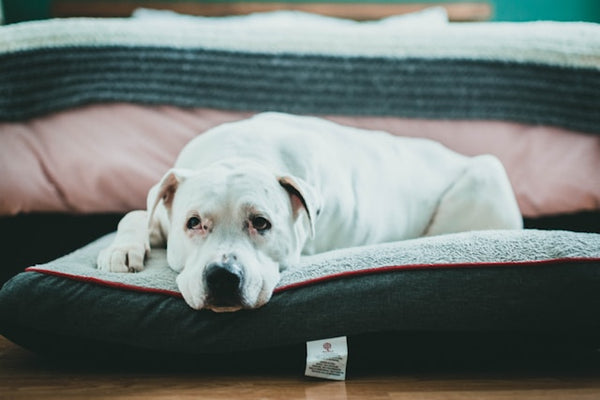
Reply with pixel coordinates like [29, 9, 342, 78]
[205, 293, 246, 312]
[206, 303, 245, 313]
[204, 285, 266, 312]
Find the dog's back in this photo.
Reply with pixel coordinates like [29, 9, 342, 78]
[176, 113, 520, 254]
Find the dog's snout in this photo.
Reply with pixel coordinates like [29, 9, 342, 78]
[205, 256, 243, 307]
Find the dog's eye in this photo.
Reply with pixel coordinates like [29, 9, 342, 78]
[251, 216, 271, 232]
[186, 216, 201, 230]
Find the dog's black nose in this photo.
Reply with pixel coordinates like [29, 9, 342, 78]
[205, 257, 243, 307]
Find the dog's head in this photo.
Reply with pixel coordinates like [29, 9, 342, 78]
[149, 159, 320, 312]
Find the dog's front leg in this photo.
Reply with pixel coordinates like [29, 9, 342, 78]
[97, 210, 151, 273]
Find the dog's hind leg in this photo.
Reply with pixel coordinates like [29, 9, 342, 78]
[424, 155, 523, 236]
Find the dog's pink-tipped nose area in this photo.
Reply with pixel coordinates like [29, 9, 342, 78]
[205, 257, 243, 308]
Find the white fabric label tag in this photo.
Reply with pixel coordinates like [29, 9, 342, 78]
[305, 336, 348, 381]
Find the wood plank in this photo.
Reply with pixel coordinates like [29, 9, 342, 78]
[51, 1, 492, 21]
[2, 335, 600, 400]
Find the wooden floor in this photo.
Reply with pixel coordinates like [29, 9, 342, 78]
[1, 335, 600, 400]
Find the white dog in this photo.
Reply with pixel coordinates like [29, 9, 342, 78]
[97, 113, 522, 312]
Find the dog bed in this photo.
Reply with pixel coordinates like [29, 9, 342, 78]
[1, 12, 600, 371]
[1, 229, 600, 370]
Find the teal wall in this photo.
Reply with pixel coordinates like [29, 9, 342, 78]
[492, 0, 600, 22]
[3, 0, 50, 23]
[3, 0, 600, 24]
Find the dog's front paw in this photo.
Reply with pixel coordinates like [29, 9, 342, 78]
[97, 242, 148, 273]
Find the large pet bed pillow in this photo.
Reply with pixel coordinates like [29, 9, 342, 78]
[2, 229, 600, 370]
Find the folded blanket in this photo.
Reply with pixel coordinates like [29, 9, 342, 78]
[1, 16, 599, 133]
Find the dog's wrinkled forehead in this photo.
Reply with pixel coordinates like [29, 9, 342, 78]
[174, 160, 289, 219]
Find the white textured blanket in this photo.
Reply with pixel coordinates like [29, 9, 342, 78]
[2, 17, 599, 69]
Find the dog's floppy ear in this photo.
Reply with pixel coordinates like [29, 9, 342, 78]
[148, 168, 193, 224]
[278, 176, 322, 238]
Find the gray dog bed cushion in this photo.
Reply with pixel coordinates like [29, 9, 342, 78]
[1, 229, 600, 369]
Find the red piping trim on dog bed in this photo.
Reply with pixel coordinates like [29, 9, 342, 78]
[273, 257, 600, 293]
[24, 268, 184, 298]
[26, 257, 600, 298]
